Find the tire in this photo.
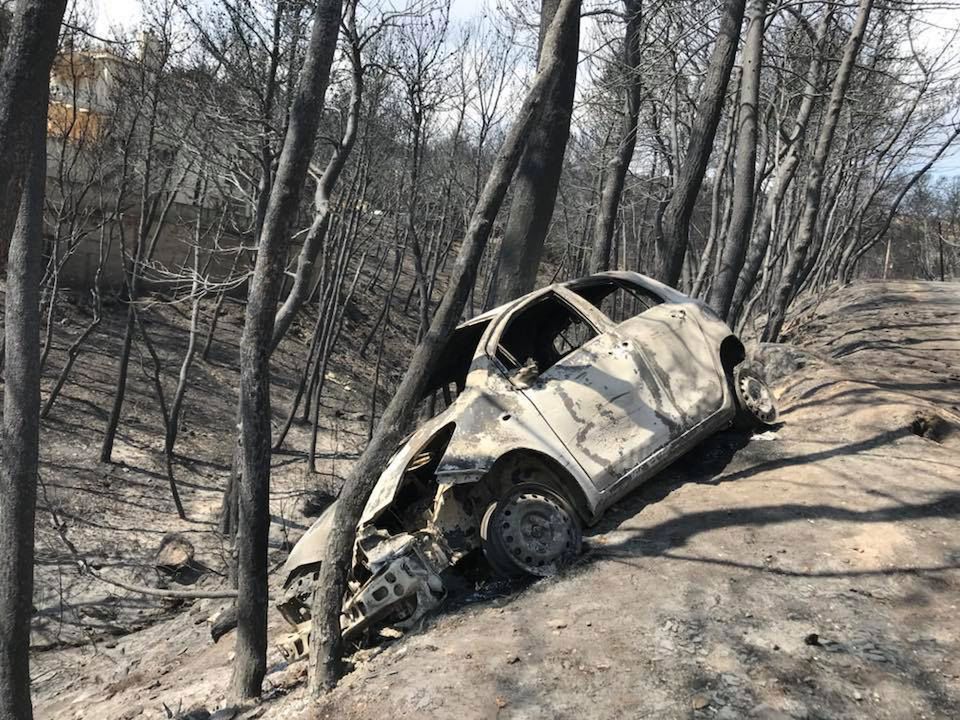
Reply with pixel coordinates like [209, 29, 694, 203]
[733, 365, 778, 430]
[480, 483, 583, 578]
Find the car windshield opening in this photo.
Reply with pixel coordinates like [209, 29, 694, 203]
[569, 279, 663, 324]
[414, 318, 490, 420]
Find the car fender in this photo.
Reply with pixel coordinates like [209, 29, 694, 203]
[435, 384, 596, 511]
[281, 411, 459, 585]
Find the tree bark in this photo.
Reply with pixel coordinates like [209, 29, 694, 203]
[658, 0, 745, 288]
[99, 304, 136, 463]
[727, 8, 830, 325]
[0, 147, 44, 720]
[762, 0, 873, 341]
[707, 0, 765, 317]
[134, 312, 185, 519]
[589, 0, 643, 273]
[163, 242, 205, 517]
[487, 0, 581, 305]
[308, 0, 582, 693]
[230, 0, 343, 701]
[0, 134, 45, 720]
[692, 101, 737, 298]
[0, 3, 65, 718]
[0, 0, 66, 267]
[0, 49, 50, 720]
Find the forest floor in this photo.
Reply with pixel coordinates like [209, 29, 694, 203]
[28, 280, 960, 720]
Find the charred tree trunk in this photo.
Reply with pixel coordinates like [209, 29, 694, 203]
[727, 9, 829, 325]
[229, 0, 343, 701]
[134, 312, 185, 519]
[0, 123, 45, 720]
[163, 244, 204, 512]
[99, 303, 136, 463]
[693, 100, 737, 298]
[658, 0, 745, 288]
[763, 0, 873, 341]
[589, 0, 643, 273]
[938, 221, 945, 282]
[0, 0, 65, 266]
[487, 0, 580, 305]
[707, 0, 765, 317]
[0, 4, 65, 716]
[308, 0, 582, 693]
[270, 3, 362, 350]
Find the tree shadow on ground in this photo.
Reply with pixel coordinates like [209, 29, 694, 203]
[581, 423, 959, 579]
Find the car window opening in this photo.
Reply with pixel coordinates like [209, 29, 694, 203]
[496, 293, 598, 381]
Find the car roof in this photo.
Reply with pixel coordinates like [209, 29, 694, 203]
[454, 271, 686, 331]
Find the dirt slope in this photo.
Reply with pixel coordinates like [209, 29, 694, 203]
[32, 280, 960, 719]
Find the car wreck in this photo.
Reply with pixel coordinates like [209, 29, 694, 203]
[277, 271, 778, 657]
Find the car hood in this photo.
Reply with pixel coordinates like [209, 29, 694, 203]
[360, 404, 459, 523]
[280, 403, 462, 585]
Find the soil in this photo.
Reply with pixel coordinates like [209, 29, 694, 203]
[29, 280, 960, 719]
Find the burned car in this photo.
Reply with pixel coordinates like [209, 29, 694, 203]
[277, 272, 777, 656]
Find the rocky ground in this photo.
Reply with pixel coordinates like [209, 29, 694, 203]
[31, 280, 960, 719]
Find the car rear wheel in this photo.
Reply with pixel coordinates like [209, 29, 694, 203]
[480, 483, 582, 578]
[734, 366, 778, 429]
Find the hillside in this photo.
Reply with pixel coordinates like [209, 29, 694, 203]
[30, 280, 960, 719]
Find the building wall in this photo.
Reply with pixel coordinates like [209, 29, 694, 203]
[53, 202, 254, 294]
[45, 45, 257, 295]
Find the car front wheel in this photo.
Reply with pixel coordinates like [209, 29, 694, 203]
[480, 483, 582, 578]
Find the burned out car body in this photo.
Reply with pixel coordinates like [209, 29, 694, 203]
[278, 272, 772, 653]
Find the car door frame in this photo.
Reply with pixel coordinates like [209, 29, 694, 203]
[479, 285, 616, 387]
[478, 285, 684, 490]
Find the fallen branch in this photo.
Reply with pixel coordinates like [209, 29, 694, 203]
[83, 568, 238, 600]
[211, 605, 238, 642]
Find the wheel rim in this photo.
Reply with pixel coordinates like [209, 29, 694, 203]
[737, 373, 777, 424]
[480, 501, 521, 578]
[484, 485, 581, 577]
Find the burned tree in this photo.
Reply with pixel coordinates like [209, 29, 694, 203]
[727, 8, 832, 326]
[230, 0, 344, 701]
[658, 0, 745, 288]
[0, 2, 67, 718]
[271, 0, 365, 349]
[589, 0, 643, 273]
[763, 0, 874, 341]
[487, 0, 581, 305]
[309, 0, 582, 693]
[707, 0, 765, 317]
